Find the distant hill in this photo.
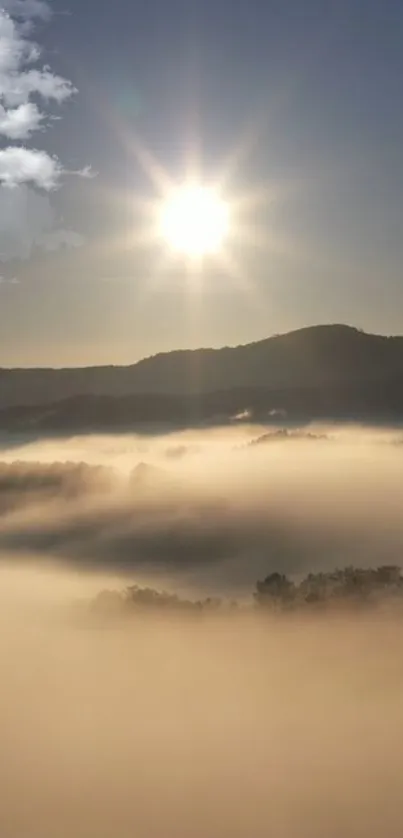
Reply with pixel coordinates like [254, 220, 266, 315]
[2, 324, 403, 429]
[2, 324, 403, 406]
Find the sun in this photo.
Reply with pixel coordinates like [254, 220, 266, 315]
[158, 184, 229, 257]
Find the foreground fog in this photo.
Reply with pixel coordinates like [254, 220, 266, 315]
[1, 424, 403, 593]
[1, 426, 403, 836]
[1, 565, 403, 838]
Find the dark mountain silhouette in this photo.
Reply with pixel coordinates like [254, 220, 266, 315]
[2, 324, 403, 430]
[2, 324, 403, 406]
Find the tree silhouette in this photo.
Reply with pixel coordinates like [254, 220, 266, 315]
[91, 565, 403, 619]
[254, 566, 403, 610]
[254, 572, 296, 609]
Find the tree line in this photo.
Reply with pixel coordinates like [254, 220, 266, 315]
[92, 565, 403, 617]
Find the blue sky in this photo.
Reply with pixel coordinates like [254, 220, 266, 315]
[1, 0, 403, 366]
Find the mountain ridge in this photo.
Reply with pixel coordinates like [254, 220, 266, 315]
[0, 323, 394, 373]
[2, 324, 403, 419]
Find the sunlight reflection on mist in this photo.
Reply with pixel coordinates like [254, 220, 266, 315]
[0, 424, 403, 597]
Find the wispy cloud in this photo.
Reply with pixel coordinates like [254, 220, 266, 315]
[0, 182, 83, 260]
[0, 9, 75, 144]
[1, 0, 52, 22]
[0, 3, 91, 258]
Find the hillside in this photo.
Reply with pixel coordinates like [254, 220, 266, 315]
[1, 324, 403, 430]
[2, 324, 403, 412]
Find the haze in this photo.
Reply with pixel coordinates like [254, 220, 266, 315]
[1, 425, 403, 591]
[0, 426, 403, 835]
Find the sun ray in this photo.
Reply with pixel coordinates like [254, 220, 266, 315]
[213, 110, 269, 191]
[216, 249, 254, 295]
[84, 97, 312, 302]
[129, 137, 175, 195]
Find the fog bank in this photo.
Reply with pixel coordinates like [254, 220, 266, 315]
[1, 564, 403, 838]
[0, 425, 403, 594]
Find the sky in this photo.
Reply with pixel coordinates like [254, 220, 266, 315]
[0, 0, 403, 367]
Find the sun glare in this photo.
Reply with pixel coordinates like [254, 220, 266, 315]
[159, 184, 229, 257]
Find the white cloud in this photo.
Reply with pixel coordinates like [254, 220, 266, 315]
[1, 0, 52, 22]
[0, 9, 75, 140]
[0, 183, 83, 260]
[0, 11, 39, 74]
[1, 67, 76, 108]
[0, 3, 90, 259]
[0, 101, 42, 137]
[0, 147, 93, 189]
[0, 146, 61, 189]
